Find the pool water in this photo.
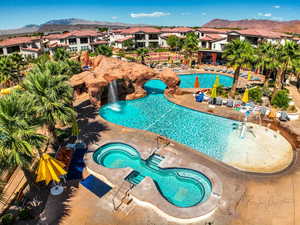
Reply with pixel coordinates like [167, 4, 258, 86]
[179, 73, 233, 88]
[93, 143, 212, 207]
[100, 75, 236, 161]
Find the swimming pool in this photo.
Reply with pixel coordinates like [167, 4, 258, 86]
[93, 142, 212, 208]
[100, 75, 236, 161]
[179, 73, 233, 88]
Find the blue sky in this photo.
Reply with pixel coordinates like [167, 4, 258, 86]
[0, 0, 299, 29]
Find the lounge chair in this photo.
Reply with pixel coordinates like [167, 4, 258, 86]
[279, 111, 290, 122]
[251, 77, 261, 81]
[216, 98, 223, 106]
[226, 99, 234, 107]
[259, 107, 268, 116]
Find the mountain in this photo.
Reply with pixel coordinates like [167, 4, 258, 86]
[0, 18, 148, 37]
[202, 19, 300, 34]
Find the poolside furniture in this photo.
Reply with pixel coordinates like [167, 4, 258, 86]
[226, 99, 234, 107]
[251, 77, 261, 81]
[195, 93, 205, 102]
[216, 98, 223, 106]
[279, 111, 290, 122]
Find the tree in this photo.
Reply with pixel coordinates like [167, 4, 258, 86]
[22, 70, 76, 143]
[123, 39, 135, 50]
[223, 39, 255, 96]
[136, 48, 149, 65]
[166, 35, 183, 51]
[95, 45, 113, 57]
[53, 47, 70, 61]
[0, 93, 46, 169]
[182, 33, 199, 66]
[272, 41, 300, 96]
[0, 54, 24, 87]
[255, 42, 277, 87]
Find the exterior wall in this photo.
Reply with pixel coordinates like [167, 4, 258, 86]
[211, 39, 227, 51]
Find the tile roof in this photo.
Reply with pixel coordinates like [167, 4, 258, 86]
[47, 42, 69, 48]
[119, 27, 161, 34]
[115, 36, 134, 43]
[228, 29, 288, 39]
[161, 27, 194, 33]
[197, 28, 229, 34]
[91, 40, 109, 45]
[44, 30, 99, 40]
[200, 34, 226, 42]
[0, 36, 40, 47]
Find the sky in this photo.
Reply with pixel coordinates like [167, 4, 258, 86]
[0, 0, 299, 29]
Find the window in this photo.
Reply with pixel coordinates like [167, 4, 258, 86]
[60, 39, 64, 43]
[135, 34, 145, 40]
[68, 38, 77, 45]
[7, 46, 20, 54]
[136, 42, 145, 48]
[201, 33, 205, 37]
[69, 47, 78, 52]
[149, 34, 158, 40]
[0, 48, 3, 55]
[80, 37, 89, 44]
[213, 44, 216, 49]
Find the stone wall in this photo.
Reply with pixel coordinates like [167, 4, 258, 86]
[70, 53, 180, 107]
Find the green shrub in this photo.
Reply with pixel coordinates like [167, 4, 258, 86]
[0, 213, 15, 225]
[18, 208, 33, 220]
[271, 90, 290, 109]
[249, 87, 263, 103]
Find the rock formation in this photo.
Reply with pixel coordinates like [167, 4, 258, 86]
[70, 53, 180, 107]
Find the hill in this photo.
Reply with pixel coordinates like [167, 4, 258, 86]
[202, 19, 300, 34]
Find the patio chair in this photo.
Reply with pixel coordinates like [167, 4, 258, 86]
[226, 99, 234, 107]
[279, 111, 290, 122]
[216, 98, 223, 106]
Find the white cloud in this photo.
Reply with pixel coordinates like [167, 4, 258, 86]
[111, 16, 118, 20]
[273, 5, 281, 9]
[201, 12, 207, 16]
[258, 12, 272, 17]
[130, 12, 170, 18]
[180, 12, 191, 16]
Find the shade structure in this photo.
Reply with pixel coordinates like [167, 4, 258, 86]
[36, 153, 67, 185]
[214, 76, 220, 87]
[211, 84, 217, 98]
[194, 76, 200, 88]
[242, 89, 249, 103]
[248, 71, 252, 81]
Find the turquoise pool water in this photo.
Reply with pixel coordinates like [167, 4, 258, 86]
[93, 143, 212, 207]
[100, 74, 236, 160]
[179, 73, 233, 88]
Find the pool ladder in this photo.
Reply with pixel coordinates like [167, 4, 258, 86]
[149, 135, 170, 156]
[112, 180, 134, 211]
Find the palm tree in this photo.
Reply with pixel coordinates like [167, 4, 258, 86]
[223, 39, 255, 96]
[0, 55, 21, 87]
[272, 41, 300, 96]
[95, 45, 113, 57]
[136, 48, 149, 65]
[53, 47, 70, 61]
[0, 181, 5, 204]
[21, 70, 76, 143]
[255, 42, 278, 87]
[182, 32, 199, 66]
[0, 93, 46, 169]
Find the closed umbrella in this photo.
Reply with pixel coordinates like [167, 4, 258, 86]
[194, 76, 200, 88]
[248, 71, 252, 81]
[211, 84, 217, 98]
[242, 89, 249, 103]
[36, 154, 67, 185]
[214, 75, 220, 87]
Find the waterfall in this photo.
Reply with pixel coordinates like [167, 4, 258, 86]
[107, 80, 121, 111]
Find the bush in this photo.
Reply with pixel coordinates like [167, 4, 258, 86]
[18, 208, 33, 220]
[271, 90, 290, 109]
[0, 213, 15, 225]
[249, 87, 263, 103]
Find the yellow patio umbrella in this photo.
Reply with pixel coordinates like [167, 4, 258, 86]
[36, 153, 67, 185]
[268, 108, 277, 119]
[214, 75, 220, 87]
[248, 71, 252, 81]
[242, 88, 249, 103]
[0, 88, 11, 95]
[211, 84, 217, 98]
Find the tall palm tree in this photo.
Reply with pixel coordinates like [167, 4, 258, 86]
[273, 41, 300, 96]
[136, 48, 149, 65]
[21, 70, 76, 143]
[0, 93, 46, 169]
[53, 47, 70, 61]
[182, 32, 199, 66]
[95, 45, 113, 57]
[223, 39, 255, 96]
[255, 42, 278, 87]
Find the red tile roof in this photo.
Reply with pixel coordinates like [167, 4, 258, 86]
[161, 27, 194, 33]
[119, 27, 161, 34]
[200, 34, 226, 42]
[45, 30, 99, 40]
[0, 36, 40, 47]
[91, 40, 109, 45]
[228, 29, 288, 39]
[197, 28, 229, 34]
[115, 36, 134, 43]
[20, 47, 41, 52]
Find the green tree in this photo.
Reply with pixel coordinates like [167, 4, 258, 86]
[255, 42, 278, 87]
[22, 70, 76, 143]
[182, 33, 199, 66]
[123, 39, 135, 50]
[53, 47, 70, 61]
[271, 90, 290, 109]
[223, 39, 255, 96]
[0, 93, 46, 169]
[166, 35, 183, 51]
[136, 48, 149, 65]
[95, 45, 113, 57]
[0, 54, 24, 87]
